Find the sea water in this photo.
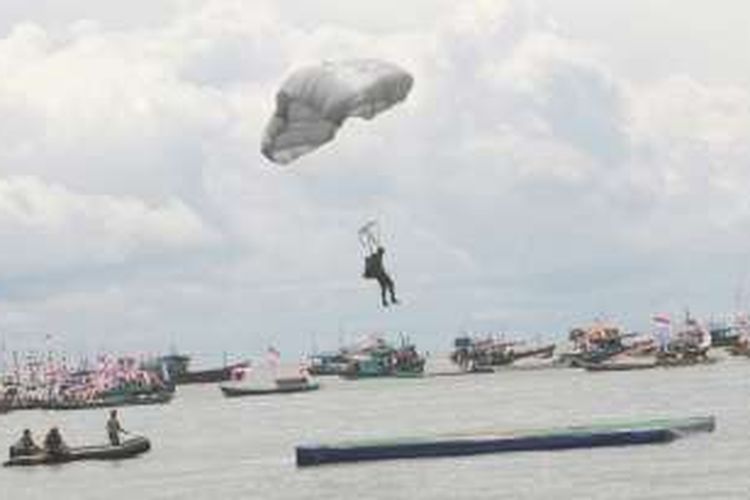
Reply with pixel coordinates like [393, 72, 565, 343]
[2, 356, 749, 499]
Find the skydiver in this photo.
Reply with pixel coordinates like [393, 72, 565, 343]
[364, 246, 399, 307]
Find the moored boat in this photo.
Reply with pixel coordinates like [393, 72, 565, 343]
[220, 376, 320, 397]
[159, 354, 250, 385]
[583, 353, 717, 372]
[557, 324, 636, 367]
[450, 335, 555, 370]
[307, 352, 349, 376]
[656, 354, 717, 368]
[729, 344, 750, 357]
[43, 390, 174, 410]
[3, 436, 151, 467]
[583, 361, 658, 372]
[709, 324, 740, 348]
[339, 337, 425, 379]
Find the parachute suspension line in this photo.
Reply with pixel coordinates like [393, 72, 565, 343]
[358, 220, 380, 256]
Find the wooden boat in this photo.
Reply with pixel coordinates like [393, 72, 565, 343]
[307, 352, 349, 376]
[729, 344, 750, 357]
[3, 437, 151, 467]
[0, 394, 12, 414]
[709, 326, 739, 347]
[339, 349, 425, 379]
[485, 343, 556, 366]
[220, 376, 320, 397]
[451, 336, 555, 369]
[557, 344, 630, 367]
[175, 362, 249, 384]
[584, 353, 717, 372]
[160, 354, 250, 385]
[296, 415, 714, 467]
[43, 390, 174, 410]
[656, 355, 717, 368]
[429, 366, 495, 377]
[583, 361, 658, 372]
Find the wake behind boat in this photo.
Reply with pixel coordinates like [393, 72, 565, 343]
[3, 436, 151, 467]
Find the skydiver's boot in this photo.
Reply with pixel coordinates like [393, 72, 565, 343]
[385, 275, 398, 305]
[379, 281, 389, 307]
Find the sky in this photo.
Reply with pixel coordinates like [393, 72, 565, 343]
[1, 0, 750, 362]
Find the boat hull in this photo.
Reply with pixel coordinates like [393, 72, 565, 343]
[220, 382, 320, 397]
[3, 437, 151, 467]
[296, 416, 714, 467]
[297, 429, 674, 467]
[583, 362, 658, 372]
[42, 391, 174, 411]
[174, 362, 250, 385]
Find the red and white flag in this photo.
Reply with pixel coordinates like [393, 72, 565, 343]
[652, 313, 672, 349]
[266, 346, 281, 370]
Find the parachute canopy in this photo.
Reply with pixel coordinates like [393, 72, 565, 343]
[261, 59, 414, 165]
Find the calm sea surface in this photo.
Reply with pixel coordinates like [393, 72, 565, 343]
[2, 355, 749, 499]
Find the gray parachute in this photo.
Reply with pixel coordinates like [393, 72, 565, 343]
[261, 59, 414, 165]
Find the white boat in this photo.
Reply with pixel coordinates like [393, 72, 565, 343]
[219, 375, 320, 397]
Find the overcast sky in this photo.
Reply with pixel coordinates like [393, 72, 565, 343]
[1, 0, 749, 362]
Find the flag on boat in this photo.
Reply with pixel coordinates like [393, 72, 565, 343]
[230, 364, 251, 381]
[652, 313, 672, 351]
[266, 346, 281, 370]
[652, 313, 671, 326]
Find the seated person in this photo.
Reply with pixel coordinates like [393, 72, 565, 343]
[43, 427, 68, 456]
[363, 247, 399, 307]
[9, 429, 41, 458]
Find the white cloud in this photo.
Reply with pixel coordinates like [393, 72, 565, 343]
[1, 0, 749, 355]
[0, 176, 218, 275]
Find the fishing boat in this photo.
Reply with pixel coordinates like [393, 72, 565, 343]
[582, 360, 658, 372]
[219, 375, 320, 397]
[428, 366, 495, 377]
[729, 343, 750, 357]
[295, 415, 714, 467]
[307, 351, 349, 376]
[656, 353, 718, 368]
[451, 336, 556, 370]
[159, 354, 250, 385]
[43, 390, 174, 410]
[339, 337, 425, 379]
[0, 389, 11, 414]
[709, 324, 740, 348]
[557, 324, 637, 367]
[3, 436, 151, 467]
[584, 352, 717, 372]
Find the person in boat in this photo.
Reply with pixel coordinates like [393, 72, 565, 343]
[9, 429, 42, 458]
[43, 427, 68, 456]
[107, 409, 126, 446]
[364, 246, 399, 307]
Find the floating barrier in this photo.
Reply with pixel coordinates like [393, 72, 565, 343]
[296, 415, 714, 467]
